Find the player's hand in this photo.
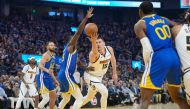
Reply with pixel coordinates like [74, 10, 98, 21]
[26, 84, 30, 89]
[86, 7, 94, 18]
[48, 69, 54, 74]
[89, 33, 98, 42]
[86, 66, 95, 71]
[112, 73, 118, 84]
[54, 80, 59, 87]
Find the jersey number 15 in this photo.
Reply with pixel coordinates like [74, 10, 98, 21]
[187, 36, 190, 51]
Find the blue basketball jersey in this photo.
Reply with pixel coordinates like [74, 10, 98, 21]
[139, 14, 181, 89]
[142, 14, 173, 51]
[42, 51, 56, 77]
[58, 45, 78, 83]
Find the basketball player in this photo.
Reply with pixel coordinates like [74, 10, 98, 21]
[82, 33, 118, 109]
[134, 1, 190, 109]
[172, 9, 190, 105]
[15, 57, 39, 109]
[38, 41, 59, 109]
[58, 7, 94, 109]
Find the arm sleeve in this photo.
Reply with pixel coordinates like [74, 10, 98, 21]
[140, 37, 153, 65]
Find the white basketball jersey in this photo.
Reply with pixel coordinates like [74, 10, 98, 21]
[22, 65, 39, 84]
[175, 24, 190, 73]
[88, 46, 111, 77]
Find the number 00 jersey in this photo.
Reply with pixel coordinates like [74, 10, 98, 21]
[175, 24, 190, 73]
[88, 46, 111, 77]
[141, 14, 172, 51]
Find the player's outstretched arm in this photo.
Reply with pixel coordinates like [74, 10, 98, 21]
[89, 33, 99, 63]
[108, 46, 118, 84]
[68, 7, 94, 53]
[134, 20, 153, 65]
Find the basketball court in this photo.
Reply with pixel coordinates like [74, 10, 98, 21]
[83, 103, 179, 109]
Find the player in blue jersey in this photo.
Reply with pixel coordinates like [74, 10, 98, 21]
[58, 7, 94, 109]
[134, 1, 190, 109]
[38, 41, 59, 109]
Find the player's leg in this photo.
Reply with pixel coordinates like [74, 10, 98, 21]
[15, 82, 27, 109]
[139, 88, 156, 109]
[28, 84, 39, 109]
[139, 52, 167, 109]
[58, 93, 71, 109]
[45, 77, 56, 109]
[38, 93, 49, 109]
[166, 53, 190, 109]
[49, 90, 56, 109]
[167, 85, 190, 109]
[82, 85, 97, 106]
[96, 83, 108, 109]
[72, 86, 84, 109]
[184, 71, 190, 105]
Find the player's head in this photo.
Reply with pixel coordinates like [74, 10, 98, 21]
[184, 9, 190, 24]
[139, 1, 154, 18]
[28, 57, 36, 65]
[46, 41, 56, 52]
[96, 36, 105, 50]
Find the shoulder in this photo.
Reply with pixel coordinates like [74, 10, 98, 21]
[134, 20, 146, 29]
[107, 46, 115, 56]
[23, 65, 29, 69]
[42, 52, 50, 59]
[173, 24, 183, 30]
[107, 46, 113, 52]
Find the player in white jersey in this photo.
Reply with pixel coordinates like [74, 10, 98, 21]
[82, 34, 118, 109]
[15, 57, 39, 109]
[172, 9, 190, 105]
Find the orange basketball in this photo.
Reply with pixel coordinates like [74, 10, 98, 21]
[84, 23, 98, 37]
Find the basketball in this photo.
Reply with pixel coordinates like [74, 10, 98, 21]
[84, 23, 98, 37]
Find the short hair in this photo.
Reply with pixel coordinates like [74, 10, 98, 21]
[97, 36, 104, 42]
[139, 1, 154, 15]
[46, 41, 55, 46]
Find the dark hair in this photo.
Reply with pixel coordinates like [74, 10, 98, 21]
[184, 9, 190, 25]
[46, 41, 55, 46]
[97, 36, 105, 42]
[139, 1, 154, 15]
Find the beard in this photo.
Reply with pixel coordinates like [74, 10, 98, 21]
[49, 48, 55, 53]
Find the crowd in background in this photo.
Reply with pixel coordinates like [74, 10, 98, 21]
[0, 12, 173, 108]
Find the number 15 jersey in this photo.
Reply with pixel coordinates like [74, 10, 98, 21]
[88, 46, 111, 77]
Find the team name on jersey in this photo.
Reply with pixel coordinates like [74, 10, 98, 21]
[28, 71, 36, 74]
[100, 59, 109, 64]
[150, 19, 165, 26]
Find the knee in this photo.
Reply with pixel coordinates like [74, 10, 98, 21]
[101, 90, 108, 98]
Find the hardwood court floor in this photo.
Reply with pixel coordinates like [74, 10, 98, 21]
[83, 103, 179, 109]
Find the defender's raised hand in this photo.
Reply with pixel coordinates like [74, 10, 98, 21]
[86, 7, 94, 18]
